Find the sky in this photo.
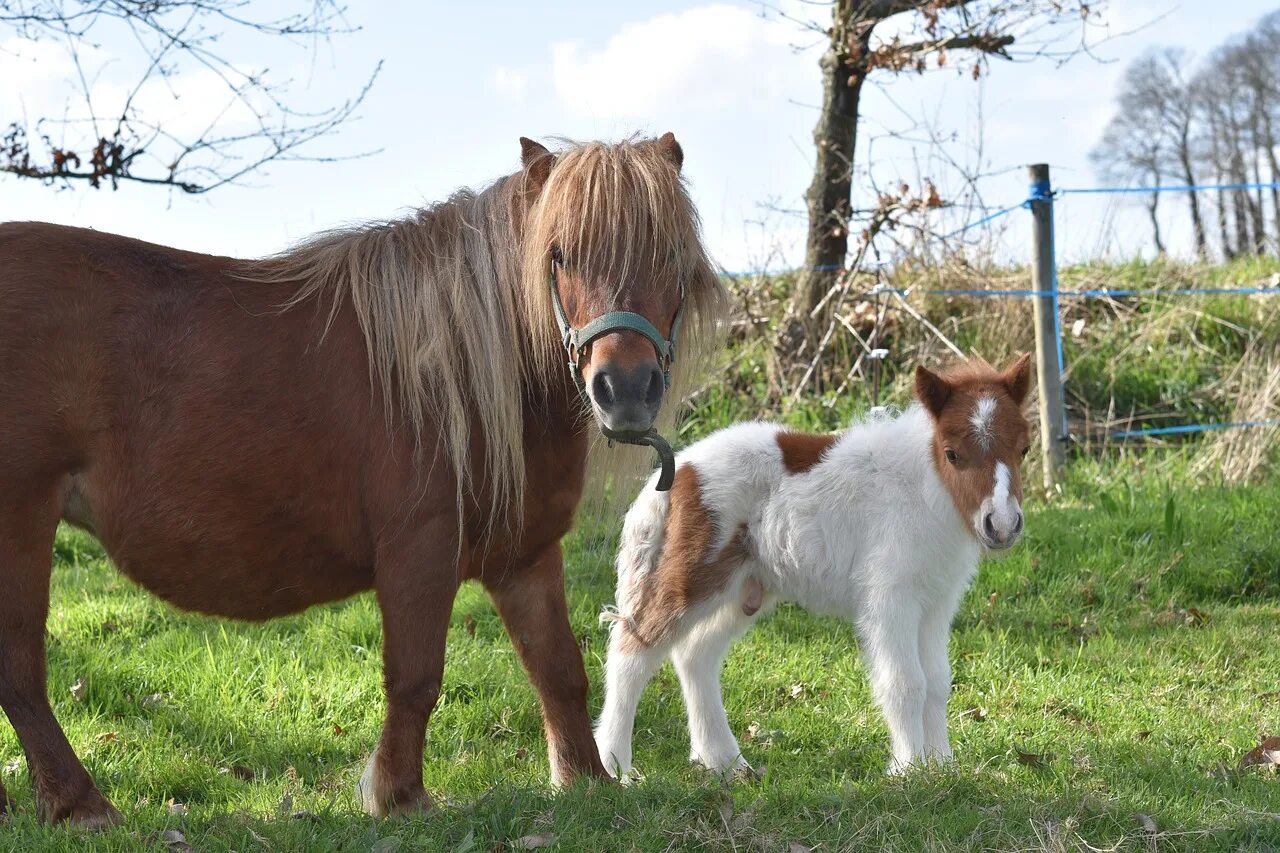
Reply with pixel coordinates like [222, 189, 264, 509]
[2, 1, 1278, 271]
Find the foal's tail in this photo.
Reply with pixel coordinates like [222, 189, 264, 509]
[599, 477, 671, 632]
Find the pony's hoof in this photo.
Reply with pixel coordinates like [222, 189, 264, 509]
[42, 786, 122, 829]
[356, 751, 432, 818]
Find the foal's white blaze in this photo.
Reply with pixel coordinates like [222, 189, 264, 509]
[969, 396, 997, 451]
[977, 461, 1022, 550]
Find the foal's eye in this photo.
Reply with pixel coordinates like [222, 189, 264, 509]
[550, 245, 565, 266]
[944, 448, 958, 465]
[1020, 446, 1030, 459]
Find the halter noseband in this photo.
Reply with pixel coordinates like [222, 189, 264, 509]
[548, 260, 684, 398]
[548, 259, 685, 491]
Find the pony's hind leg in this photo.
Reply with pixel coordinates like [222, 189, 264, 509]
[0, 479, 120, 826]
[486, 544, 607, 786]
[670, 598, 758, 774]
[593, 615, 670, 779]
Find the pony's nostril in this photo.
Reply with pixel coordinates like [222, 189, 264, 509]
[1012, 513, 1024, 535]
[644, 366, 664, 407]
[982, 513, 998, 542]
[591, 370, 616, 409]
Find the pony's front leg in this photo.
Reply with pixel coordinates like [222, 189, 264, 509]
[859, 596, 927, 775]
[360, 515, 460, 818]
[486, 543, 608, 785]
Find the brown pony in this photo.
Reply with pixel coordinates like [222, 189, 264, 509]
[0, 133, 728, 826]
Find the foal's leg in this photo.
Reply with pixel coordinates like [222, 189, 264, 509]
[858, 594, 927, 775]
[593, 619, 670, 779]
[919, 600, 958, 763]
[359, 515, 460, 818]
[0, 483, 120, 826]
[670, 602, 756, 774]
[486, 544, 607, 785]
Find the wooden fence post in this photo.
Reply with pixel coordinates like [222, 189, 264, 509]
[1029, 163, 1065, 489]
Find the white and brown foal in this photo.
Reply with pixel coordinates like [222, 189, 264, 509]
[594, 356, 1033, 778]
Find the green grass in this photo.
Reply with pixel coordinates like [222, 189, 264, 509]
[4, 459, 1280, 851]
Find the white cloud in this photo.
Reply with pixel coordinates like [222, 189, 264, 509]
[492, 66, 528, 102]
[549, 4, 809, 120]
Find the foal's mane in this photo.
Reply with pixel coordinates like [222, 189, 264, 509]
[247, 136, 728, 521]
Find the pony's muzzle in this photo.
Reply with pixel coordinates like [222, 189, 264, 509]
[588, 360, 664, 434]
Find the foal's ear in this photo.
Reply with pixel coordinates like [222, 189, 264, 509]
[915, 365, 952, 418]
[519, 137, 555, 190]
[1001, 353, 1033, 406]
[656, 131, 683, 170]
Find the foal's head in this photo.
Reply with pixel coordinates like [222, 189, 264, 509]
[515, 134, 722, 436]
[915, 355, 1033, 552]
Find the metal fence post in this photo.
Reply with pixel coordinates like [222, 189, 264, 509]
[1029, 163, 1065, 489]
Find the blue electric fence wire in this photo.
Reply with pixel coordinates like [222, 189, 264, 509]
[1111, 419, 1280, 439]
[721, 179, 1280, 442]
[1059, 181, 1280, 195]
[934, 200, 1027, 242]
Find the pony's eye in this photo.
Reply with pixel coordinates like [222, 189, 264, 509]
[944, 448, 958, 465]
[1020, 446, 1030, 459]
[550, 245, 565, 266]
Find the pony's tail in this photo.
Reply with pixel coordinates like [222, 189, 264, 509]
[600, 477, 671, 631]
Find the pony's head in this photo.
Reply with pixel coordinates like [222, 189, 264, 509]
[515, 133, 723, 436]
[915, 355, 1033, 552]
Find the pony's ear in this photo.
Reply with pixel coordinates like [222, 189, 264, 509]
[915, 365, 952, 419]
[656, 131, 683, 170]
[1001, 353, 1033, 406]
[519, 137, 555, 191]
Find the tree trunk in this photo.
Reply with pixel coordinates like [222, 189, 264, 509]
[791, 1, 873, 348]
[1147, 191, 1165, 256]
[1265, 113, 1280, 254]
[1177, 128, 1207, 258]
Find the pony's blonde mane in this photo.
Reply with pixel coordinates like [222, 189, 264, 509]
[249, 136, 728, 525]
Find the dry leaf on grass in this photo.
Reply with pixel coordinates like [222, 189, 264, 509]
[511, 833, 556, 849]
[158, 829, 195, 851]
[1238, 735, 1280, 771]
[166, 798, 188, 816]
[69, 677, 88, 702]
[958, 706, 987, 722]
[1016, 749, 1055, 767]
[463, 614, 477, 637]
[717, 794, 734, 826]
[95, 731, 118, 743]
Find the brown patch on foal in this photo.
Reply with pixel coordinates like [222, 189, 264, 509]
[620, 465, 749, 652]
[776, 431, 837, 474]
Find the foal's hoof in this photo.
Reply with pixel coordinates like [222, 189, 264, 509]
[42, 786, 122, 829]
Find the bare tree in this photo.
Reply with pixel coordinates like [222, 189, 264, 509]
[787, 0, 1100, 349]
[1, 1, 377, 193]
[1090, 105, 1166, 255]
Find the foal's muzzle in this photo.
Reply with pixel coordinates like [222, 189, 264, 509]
[589, 360, 665, 434]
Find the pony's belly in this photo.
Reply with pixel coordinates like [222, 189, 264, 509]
[106, 541, 372, 620]
[83, 484, 373, 620]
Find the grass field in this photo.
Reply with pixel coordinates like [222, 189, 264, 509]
[3, 453, 1279, 851]
[5, 256, 1280, 850]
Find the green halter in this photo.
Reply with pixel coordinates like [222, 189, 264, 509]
[548, 262, 684, 398]
[548, 261, 684, 491]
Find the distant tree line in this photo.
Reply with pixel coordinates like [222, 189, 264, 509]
[1092, 11, 1280, 260]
